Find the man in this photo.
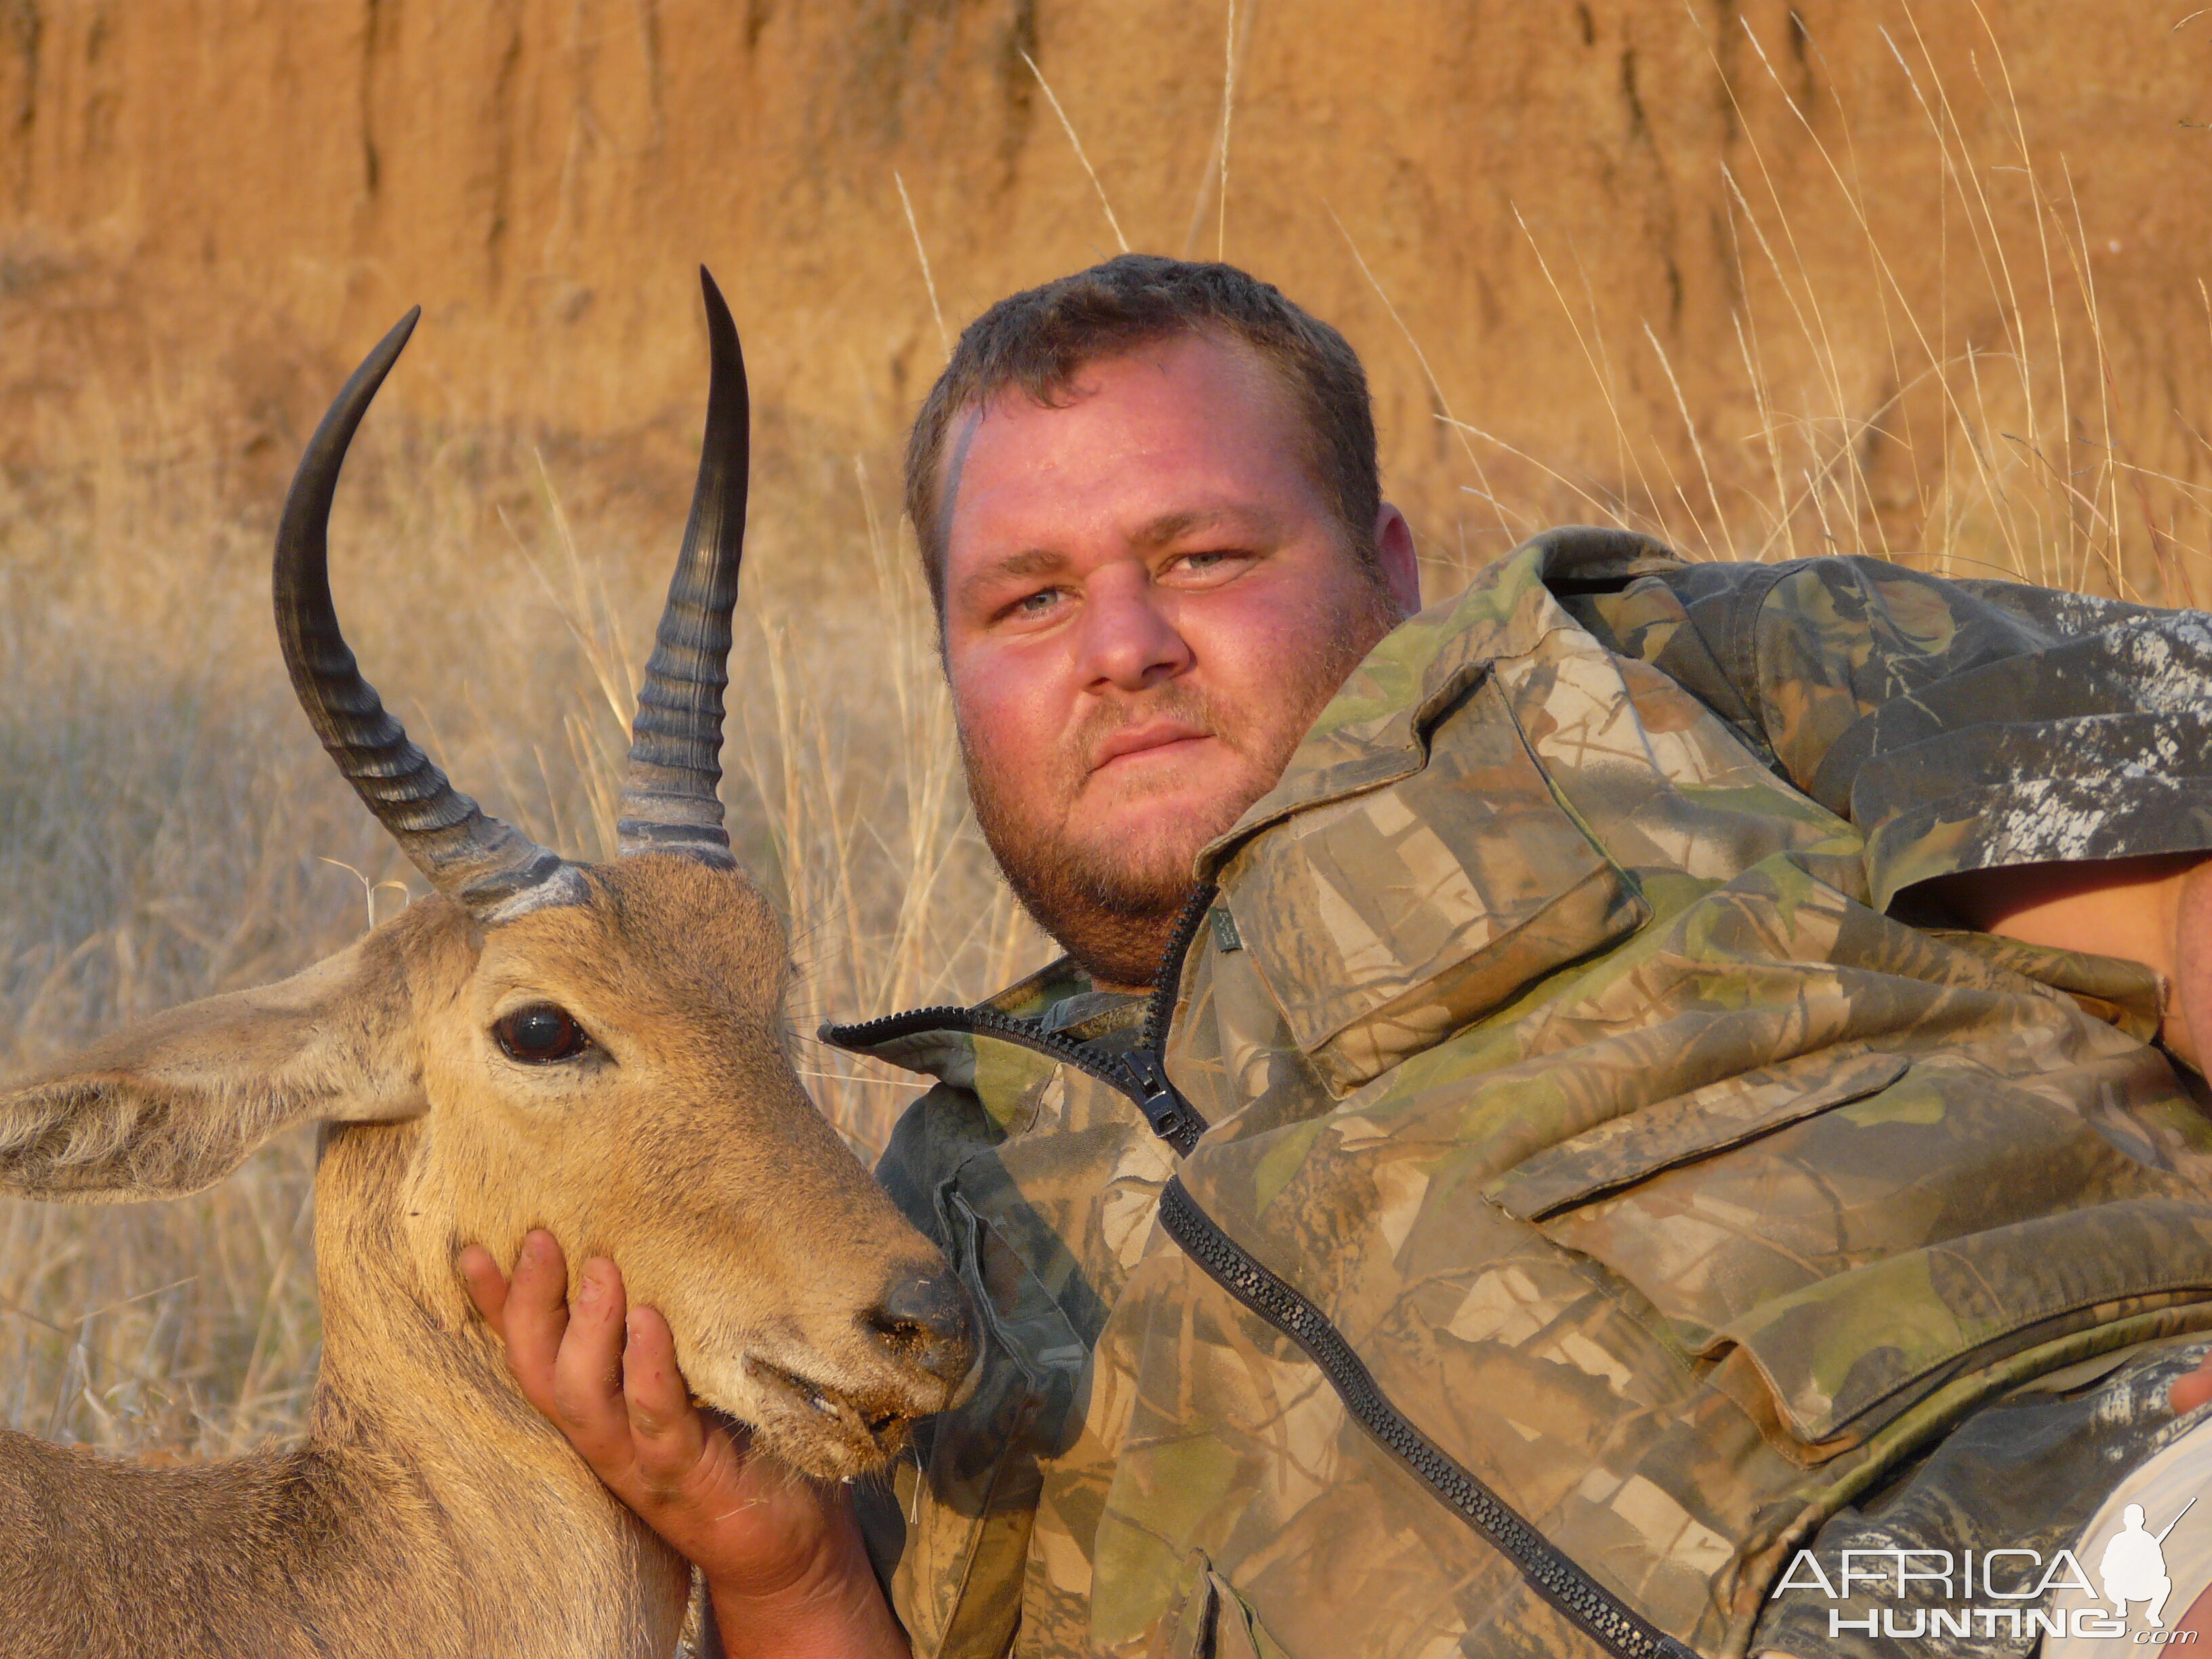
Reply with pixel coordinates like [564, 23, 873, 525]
[461, 255, 2212, 1657]
[2099, 1504, 2173, 1627]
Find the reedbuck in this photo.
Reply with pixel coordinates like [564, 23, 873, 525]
[0, 272, 974, 1658]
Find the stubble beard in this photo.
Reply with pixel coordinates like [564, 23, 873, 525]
[962, 600, 1390, 989]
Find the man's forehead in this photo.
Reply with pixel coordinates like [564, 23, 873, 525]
[937, 334, 1311, 559]
[969, 329, 1284, 431]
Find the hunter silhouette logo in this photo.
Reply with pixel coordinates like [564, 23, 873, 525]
[2100, 1500, 2194, 1631]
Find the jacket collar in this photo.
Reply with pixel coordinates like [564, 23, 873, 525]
[1194, 525, 1682, 878]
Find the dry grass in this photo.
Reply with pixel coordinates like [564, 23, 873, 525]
[1380, 8, 2212, 611]
[3, 7, 2210, 1467]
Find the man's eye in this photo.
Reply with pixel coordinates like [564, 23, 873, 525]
[1011, 588, 1063, 617]
[1172, 550, 1242, 577]
[493, 1004, 594, 1063]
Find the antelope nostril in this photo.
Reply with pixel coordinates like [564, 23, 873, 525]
[863, 1268, 977, 1382]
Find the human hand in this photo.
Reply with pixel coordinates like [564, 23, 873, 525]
[2171, 857, 2212, 1076]
[2165, 857, 2212, 1424]
[459, 1230, 907, 1658]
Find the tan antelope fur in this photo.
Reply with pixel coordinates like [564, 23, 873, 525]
[0, 272, 974, 1658]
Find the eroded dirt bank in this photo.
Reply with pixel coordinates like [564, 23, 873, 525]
[5, 1, 2211, 586]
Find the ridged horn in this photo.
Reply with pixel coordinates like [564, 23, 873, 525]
[274, 308, 586, 923]
[616, 267, 750, 866]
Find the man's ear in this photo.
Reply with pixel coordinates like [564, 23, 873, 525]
[0, 931, 426, 1203]
[1374, 503, 1421, 619]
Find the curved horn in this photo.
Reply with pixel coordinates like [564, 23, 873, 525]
[616, 267, 750, 866]
[274, 309, 585, 922]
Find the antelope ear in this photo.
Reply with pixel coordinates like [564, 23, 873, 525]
[0, 933, 424, 1203]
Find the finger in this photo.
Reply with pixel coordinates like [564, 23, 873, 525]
[2173, 1353, 2212, 1416]
[549, 1255, 634, 1462]
[501, 1231, 573, 1416]
[2172, 861, 2212, 1075]
[621, 1304, 710, 1497]
[457, 1244, 510, 1342]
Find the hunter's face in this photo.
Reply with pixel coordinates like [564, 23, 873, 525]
[938, 329, 1417, 986]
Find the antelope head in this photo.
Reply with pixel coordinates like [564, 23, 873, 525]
[0, 272, 974, 1479]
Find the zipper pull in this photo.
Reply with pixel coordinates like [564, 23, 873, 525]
[1120, 1048, 1206, 1155]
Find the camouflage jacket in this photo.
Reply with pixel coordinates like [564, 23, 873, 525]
[826, 527, 2212, 1659]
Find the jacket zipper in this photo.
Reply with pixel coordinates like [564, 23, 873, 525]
[819, 998, 1209, 1153]
[1124, 881, 1221, 1153]
[819, 881, 1693, 1659]
[1139, 881, 1219, 1053]
[819, 882, 1221, 1155]
[1156, 1179, 1696, 1659]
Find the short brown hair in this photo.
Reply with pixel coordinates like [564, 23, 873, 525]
[903, 255, 1380, 608]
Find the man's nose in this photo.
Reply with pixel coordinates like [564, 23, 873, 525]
[1076, 577, 1194, 691]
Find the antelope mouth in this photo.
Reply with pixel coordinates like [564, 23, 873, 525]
[744, 1355, 918, 1477]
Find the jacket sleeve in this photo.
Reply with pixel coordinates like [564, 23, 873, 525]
[853, 1082, 987, 1637]
[1563, 555, 2212, 909]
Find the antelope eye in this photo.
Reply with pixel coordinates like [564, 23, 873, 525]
[493, 1004, 592, 1064]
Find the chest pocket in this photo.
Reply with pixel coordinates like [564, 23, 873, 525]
[891, 1189, 1086, 1659]
[1487, 1048, 1914, 1227]
[1223, 674, 1649, 1095]
[1490, 1044, 2212, 1453]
